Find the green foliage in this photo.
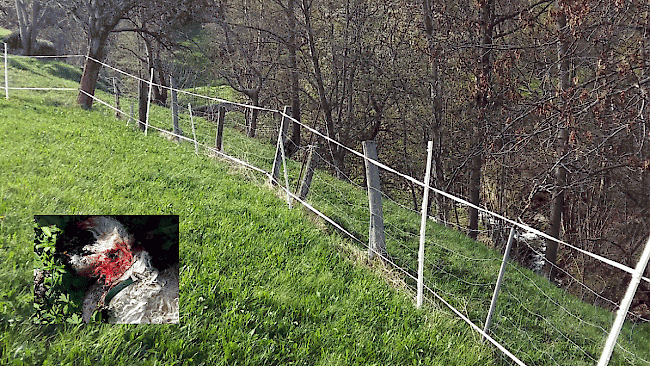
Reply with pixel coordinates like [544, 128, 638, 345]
[32, 224, 86, 325]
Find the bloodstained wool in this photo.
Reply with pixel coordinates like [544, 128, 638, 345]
[92, 240, 134, 286]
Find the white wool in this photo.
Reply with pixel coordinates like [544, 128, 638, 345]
[69, 216, 134, 275]
[83, 216, 132, 244]
[107, 252, 179, 324]
[74, 216, 179, 324]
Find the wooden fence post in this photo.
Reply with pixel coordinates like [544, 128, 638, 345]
[271, 106, 291, 186]
[112, 77, 121, 119]
[215, 106, 226, 151]
[298, 144, 318, 200]
[362, 140, 385, 260]
[170, 75, 181, 141]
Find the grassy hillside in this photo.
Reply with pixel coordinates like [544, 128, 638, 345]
[1, 59, 491, 365]
[1, 57, 648, 366]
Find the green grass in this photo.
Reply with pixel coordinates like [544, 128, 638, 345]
[1, 59, 492, 365]
[0, 28, 11, 38]
[1, 56, 649, 366]
[304, 167, 650, 365]
[177, 84, 242, 106]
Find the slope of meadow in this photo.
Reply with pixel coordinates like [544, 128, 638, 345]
[0, 57, 491, 365]
[1, 56, 648, 366]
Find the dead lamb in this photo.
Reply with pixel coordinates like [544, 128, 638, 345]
[68, 216, 179, 324]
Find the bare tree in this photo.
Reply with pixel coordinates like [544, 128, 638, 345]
[543, 3, 571, 281]
[269, 0, 301, 156]
[113, 0, 202, 104]
[421, 0, 451, 224]
[212, 0, 277, 137]
[56, 0, 143, 109]
[14, 0, 48, 55]
[13, 0, 66, 55]
[299, 0, 409, 178]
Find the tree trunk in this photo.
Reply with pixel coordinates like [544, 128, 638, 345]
[77, 43, 106, 109]
[423, 0, 449, 225]
[144, 38, 167, 106]
[544, 9, 571, 281]
[544, 129, 568, 280]
[302, 0, 341, 174]
[15, 0, 39, 55]
[155, 58, 167, 105]
[69, 0, 134, 109]
[285, 0, 301, 157]
[247, 92, 260, 138]
[468, 0, 494, 240]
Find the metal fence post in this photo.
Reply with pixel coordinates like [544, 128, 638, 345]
[483, 226, 517, 338]
[112, 77, 121, 119]
[597, 234, 650, 366]
[170, 75, 181, 141]
[188, 103, 198, 154]
[138, 80, 147, 131]
[280, 124, 292, 208]
[298, 144, 318, 200]
[362, 141, 385, 260]
[271, 106, 290, 186]
[128, 103, 134, 126]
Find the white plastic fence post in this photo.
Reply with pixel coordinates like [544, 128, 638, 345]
[597, 234, 650, 366]
[483, 226, 517, 338]
[144, 68, 154, 136]
[271, 107, 290, 186]
[170, 75, 180, 140]
[188, 103, 198, 155]
[278, 113, 292, 208]
[4, 42, 8, 100]
[417, 141, 434, 308]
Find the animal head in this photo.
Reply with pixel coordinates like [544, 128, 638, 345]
[68, 216, 137, 286]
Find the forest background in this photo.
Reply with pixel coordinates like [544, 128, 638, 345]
[2, 0, 649, 314]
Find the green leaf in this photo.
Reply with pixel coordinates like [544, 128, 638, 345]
[67, 313, 82, 324]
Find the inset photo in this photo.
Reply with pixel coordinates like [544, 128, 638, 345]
[34, 215, 179, 324]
